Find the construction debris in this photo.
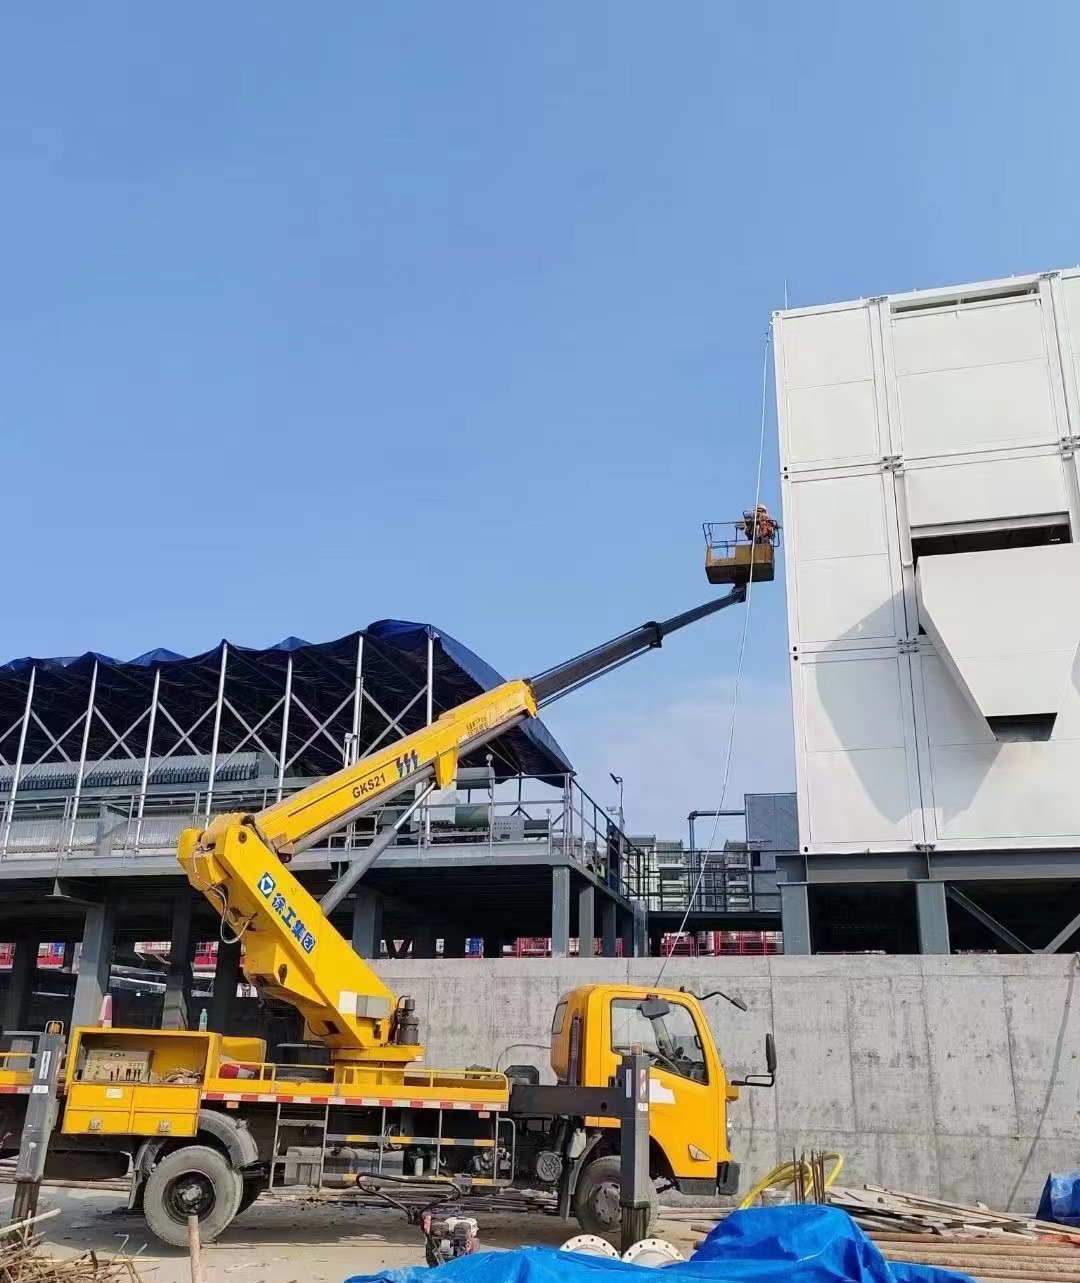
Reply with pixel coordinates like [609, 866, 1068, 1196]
[0, 1209, 143, 1283]
[830, 1183, 1080, 1243]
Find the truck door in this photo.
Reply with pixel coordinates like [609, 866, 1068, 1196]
[606, 995, 721, 1192]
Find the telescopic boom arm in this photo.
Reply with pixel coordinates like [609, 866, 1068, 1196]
[176, 587, 745, 1063]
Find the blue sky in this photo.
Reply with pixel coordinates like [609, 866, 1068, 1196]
[2, 3, 1078, 835]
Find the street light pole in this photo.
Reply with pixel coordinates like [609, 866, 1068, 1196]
[609, 773, 625, 833]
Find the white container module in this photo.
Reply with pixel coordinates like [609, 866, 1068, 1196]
[773, 269, 1080, 856]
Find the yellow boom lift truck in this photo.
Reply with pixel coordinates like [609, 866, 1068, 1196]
[0, 570, 776, 1249]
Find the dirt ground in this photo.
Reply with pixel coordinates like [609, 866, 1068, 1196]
[19, 1188, 701, 1283]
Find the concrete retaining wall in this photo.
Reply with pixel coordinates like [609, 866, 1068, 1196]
[378, 954, 1080, 1212]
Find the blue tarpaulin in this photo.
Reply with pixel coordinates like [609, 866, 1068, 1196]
[344, 1206, 974, 1283]
[1038, 1171, 1080, 1227]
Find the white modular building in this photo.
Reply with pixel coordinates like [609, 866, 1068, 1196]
[772, 268, 1080, 953]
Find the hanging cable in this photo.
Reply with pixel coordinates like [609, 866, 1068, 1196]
[656, 331, 771, 985]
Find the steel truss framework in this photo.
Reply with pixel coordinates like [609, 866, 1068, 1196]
[0, 625, 571, 858]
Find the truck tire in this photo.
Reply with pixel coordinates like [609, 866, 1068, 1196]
[572, 1155, 658, 1239]
[143, 1145, 243, 1248]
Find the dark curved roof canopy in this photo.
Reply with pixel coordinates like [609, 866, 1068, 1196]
[0, 621, 572, 783]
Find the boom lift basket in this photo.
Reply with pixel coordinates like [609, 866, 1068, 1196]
[703, 521, 779, 587]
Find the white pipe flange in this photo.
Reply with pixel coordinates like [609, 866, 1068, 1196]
[560, 1235, 619, 1258]
[621, 1238, 686, 1266]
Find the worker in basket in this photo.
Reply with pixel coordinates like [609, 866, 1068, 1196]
[740, 504, 776, 545]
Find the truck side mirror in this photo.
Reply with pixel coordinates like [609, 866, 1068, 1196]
[730, 1032, 777, 1090]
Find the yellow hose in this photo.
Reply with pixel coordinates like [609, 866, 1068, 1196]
[737, 1153, 844, 1209]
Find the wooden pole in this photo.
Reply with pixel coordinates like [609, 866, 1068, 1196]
[187, 1215, 203, 1283]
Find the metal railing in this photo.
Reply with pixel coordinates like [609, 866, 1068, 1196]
[703, 520, 780, 558]
[637, 847, 780, 916]
[0, 771, 649, 901]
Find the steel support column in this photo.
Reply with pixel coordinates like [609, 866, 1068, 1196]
[443, 931, 466, 959]
[352, 889, 384, 960]
[2, 666, 36, 854]
[276, 656, 293, 802]
[780, 884, 812, 955]
[133, 667, 161, 852]
[619, 907, 634, 958]
[601, 899, 618, 958]
[66, 660, 99, 852]
[72, 902, 115, 1030]
[162, 895, 195, 1030]
[426, 634, 435, 726]
[424, 633, 435, 844]
[551, 866, 571, 959]
[204, 644, 229, 820]
[632, 900, 648, 957]
[2, 938, 40, 1031]
[578, 883, 596, 958]
[350, 635, 364, 765]
[915, 881, 951, 955]
[208, 940, 242, 1033]
[413, 924, 437, 959]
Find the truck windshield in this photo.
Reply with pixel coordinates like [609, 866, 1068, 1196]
[610, 999, 707, 1084]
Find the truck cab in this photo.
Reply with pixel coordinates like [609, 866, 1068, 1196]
[551, 985, 745, 1202]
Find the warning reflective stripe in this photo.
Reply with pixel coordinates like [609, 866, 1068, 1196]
[201, 1090, 501, 1112]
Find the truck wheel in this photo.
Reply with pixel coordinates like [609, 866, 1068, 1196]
[572, 1155, 658, 1239]
[237, 1174, 266, 1216]
[143, 1145, 243, 1248]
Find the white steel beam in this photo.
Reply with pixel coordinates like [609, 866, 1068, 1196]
[216, 695, 283, 767]
[204, 645, 229, 820]
[276, 656, 293, 803]
[91, 705, 150, 764]
[283, 689, 355, 771]
[357, 686, 424, 756]
[134, 668, 162, 853]
[1, 666, 36, 853]
[154, 700, 217, 762]
[66, 661, 99, 852]
[29, 709, 81, 763]
[349, 635, 364, 767]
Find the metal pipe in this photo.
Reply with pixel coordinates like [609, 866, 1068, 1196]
[276, 656, 293, 803]
[66, 661, 99, 853]
[350, 635, 364, 764]
[687, 807, 745, 852]
[425, 633, 435, 726]
[320, 781, 437, 916]
[2, 666, 36, 854]
[424, 633, 435, 845]
[134, 667, 162, 853]
[204, 644, 229, 821]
